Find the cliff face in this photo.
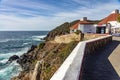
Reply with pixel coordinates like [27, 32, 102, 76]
[12, 41, 78, 80]
[11, 18, 102, 80]
[11, 33, 103, 80]
[11, 20, 81, 80]
[45, 20, 79, 41]
[54, 33, 80, 43]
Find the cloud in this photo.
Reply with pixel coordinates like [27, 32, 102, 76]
[1, 0, 56, 10]
[0, 0, 120, 31]
[0, 0, 60, 17]
[55, 0, 120, 20]
[0, 14, 71, 31]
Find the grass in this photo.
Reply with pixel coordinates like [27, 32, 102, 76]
[40, 41, 78, 80]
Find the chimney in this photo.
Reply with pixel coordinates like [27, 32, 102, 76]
[81, 17, 87, 21]
[115, 9, 119, 14]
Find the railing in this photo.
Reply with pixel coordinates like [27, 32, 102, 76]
[50, 35, 112, 80]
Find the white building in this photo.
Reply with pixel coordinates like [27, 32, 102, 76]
[70, 17, 96, 33]
[97, 9, 120, 34]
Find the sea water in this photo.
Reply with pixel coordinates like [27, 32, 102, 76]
[0, 31, 48, 80]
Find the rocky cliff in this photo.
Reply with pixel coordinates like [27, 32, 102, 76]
[45, 20, 79, 41]
[11, 41, 78, 80]
[11, 20, 81, 80]
[11, 18, 102, 80]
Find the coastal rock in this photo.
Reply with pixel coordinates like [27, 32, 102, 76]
[27, 45, 37, 53]
[45, 20, 79, 41]
[11, 20, 81, 80]
[31, 61, 42, 80]
[54, 33, 80, 43]
[8, 55, 19, 62]
[17, 54, 32, 71]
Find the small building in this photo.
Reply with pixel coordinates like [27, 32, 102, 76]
[70, 17, 96, 33]
[97, 9, 120, 34]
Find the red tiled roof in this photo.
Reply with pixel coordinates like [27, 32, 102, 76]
[79, 21, 94, 24]
[98, 13, 119, 25]
[70, 21, 94, 29]
[70, 21, 79, 30]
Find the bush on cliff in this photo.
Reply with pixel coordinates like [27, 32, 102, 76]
[41, 41, 78, 80]
[45, 20, 79, 41]
[38, 42, 45, 49]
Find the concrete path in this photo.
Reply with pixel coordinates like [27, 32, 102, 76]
[109, 44, 120, 77]
[81, 37, 120, 80]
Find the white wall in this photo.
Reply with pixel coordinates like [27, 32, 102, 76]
[107, 21, 120, 33]
[79, 24, 96, 33]
[108, 21, 120, 28]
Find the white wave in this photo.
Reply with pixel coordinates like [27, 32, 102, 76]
[0, 39, 10, 43]
[0, 47, 28, 79]
[32, 35, 46, 39]
[32, 35, 46, 41]
[0, 39, 19, 43]
[0, 61, 22, 80]
[0, 47, 29, 59]
[0, 59, 8, 64]
[0, 47, 29, 79]
[22, 42, 30, 46]
[23, 43, 29, 45]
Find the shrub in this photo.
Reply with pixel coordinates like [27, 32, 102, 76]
[45, 20, 80, 41]
[117, 15, 120, 22]
[41, 41, 78, 80]
[74, 30, 81, 34]
[38, 42, 45, 49]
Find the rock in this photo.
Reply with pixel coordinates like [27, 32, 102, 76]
[17, 53, 35, 71]
[27, 45, 37, 53]
[8, 55, 19, 62]
[31, 61, 42, 80]
[11, 20, 80, 80]
[54, 33, 80, 43]
[17, 54, 29, 70]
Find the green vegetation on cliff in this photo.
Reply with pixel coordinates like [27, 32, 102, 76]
[45, 19, 101, 41]
[12, 41, 78, 80]
[11, 17, 104, 80]
[40, 41, 78, 80]
[45, 20, 79, 41]
[117, 14, 120, 22]
[12, 19, 89, 80]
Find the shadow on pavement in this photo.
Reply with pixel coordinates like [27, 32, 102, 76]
[81, 39, 120, 80]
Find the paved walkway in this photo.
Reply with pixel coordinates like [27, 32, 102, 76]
[81, 37, 120, 80]
[109, 44, 120, 77]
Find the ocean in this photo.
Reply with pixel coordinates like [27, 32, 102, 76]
[0, 31, 48, 80]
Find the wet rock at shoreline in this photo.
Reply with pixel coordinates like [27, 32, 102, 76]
[17, 52, 36, 71]
[27, 45, 37, 53]
[8, 55, 19, 62]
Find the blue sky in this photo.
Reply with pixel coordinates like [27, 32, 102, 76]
[0, 0, 120, 31]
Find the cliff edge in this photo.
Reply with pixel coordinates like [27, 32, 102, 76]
[11, 20, 80, 80]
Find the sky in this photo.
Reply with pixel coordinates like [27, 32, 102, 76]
[0, 0, 120, 31]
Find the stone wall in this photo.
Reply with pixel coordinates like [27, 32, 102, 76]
[54, 33, 80, 43]
[79, 35, 112, 80]
[50, 35, 112, 80]
[85, 36, 112, 54]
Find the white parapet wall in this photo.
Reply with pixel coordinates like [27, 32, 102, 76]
[50, 35, 112, 80]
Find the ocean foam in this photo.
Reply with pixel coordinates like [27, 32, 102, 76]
[32, 35, 46, 41]
[0, 47, 29, 80]
[0, 39, 20, 43]
[0, 59, 8, 64]
[0, 39, 10, 43]
[22, 42, 30, 46]
[0, 47, 29, 60]
[0, 61, 22, 80]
